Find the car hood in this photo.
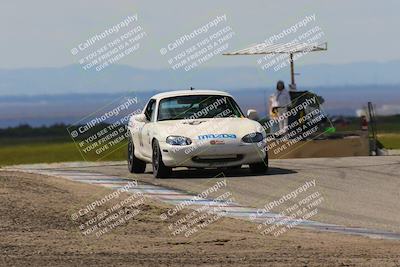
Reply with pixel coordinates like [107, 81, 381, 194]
[155, 117, 264, 141]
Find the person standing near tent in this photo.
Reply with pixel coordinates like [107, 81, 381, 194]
[268, 95, 279, 134]
[270, 81, 291, 133]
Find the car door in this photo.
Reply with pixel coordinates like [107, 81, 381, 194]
[140, 99, 156, 158]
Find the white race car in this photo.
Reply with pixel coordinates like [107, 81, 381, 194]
[127, 90, 268, 178]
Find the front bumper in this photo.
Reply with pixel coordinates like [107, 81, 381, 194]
[159, 140, 267, 168]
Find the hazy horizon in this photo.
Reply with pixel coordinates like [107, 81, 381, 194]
[1, 84, 399, 128]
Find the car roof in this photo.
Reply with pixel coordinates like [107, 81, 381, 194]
[151, 90, 232, 100]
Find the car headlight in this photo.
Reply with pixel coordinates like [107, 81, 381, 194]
[166, 136, 192, 146]
[242, 132, 264, 143]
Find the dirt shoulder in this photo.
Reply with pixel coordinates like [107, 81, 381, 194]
[1, 170, 400, 266]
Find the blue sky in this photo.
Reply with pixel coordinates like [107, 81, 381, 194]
[1, 0, 399, 69]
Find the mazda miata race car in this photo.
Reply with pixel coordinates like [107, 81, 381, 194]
[127, 90, 268, 178]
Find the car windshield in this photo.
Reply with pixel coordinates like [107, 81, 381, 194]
[157, 95, 243, 121]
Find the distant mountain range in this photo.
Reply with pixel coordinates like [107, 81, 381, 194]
[0, 61, 400, 95]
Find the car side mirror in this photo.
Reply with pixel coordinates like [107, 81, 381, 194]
[135, 113, 147, 122]
[247, 109, 259, 121]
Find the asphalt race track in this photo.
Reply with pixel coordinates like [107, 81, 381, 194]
[7, 156, 400, 239]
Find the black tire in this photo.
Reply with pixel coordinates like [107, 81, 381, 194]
[249, 153, 269, 174]
[127, 134, 146, 173]
[152, 140, 172, 178]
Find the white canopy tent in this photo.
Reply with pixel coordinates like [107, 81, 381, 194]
[223, 42, 327, 90]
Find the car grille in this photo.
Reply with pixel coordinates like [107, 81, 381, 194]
[192, 154, 243, 163]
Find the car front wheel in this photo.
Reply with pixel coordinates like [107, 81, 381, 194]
[249, 153, 269, 174]
[127, 134, 146, 173]
[152, 140, 172, 178]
